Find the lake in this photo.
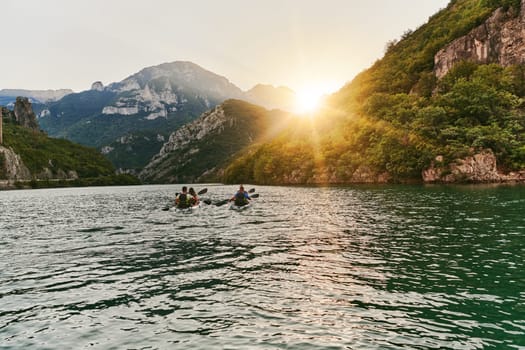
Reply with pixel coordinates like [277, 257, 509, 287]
[1, 184, 524, 349]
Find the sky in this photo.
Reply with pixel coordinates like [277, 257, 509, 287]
[1, 0, 450, 95]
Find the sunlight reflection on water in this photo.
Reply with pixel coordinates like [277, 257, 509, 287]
[1, 184, 524, 349]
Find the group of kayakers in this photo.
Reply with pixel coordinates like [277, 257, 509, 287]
[174, 184, 251, 209]
[175, 186, 200, 209]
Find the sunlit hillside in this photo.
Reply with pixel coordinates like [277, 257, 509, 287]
[224, 0, 525, 184]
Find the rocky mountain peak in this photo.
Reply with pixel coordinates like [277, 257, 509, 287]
[91, 81, 104, 91]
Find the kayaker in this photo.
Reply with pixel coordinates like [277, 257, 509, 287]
[189, 187, 200, 206]
[230, 185, 251, 206]
[175, 186, 191, 209]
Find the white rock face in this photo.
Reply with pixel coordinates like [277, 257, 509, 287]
[102, 106, 139, 115]
[117, 79, 141, 92]
[145, 109, 168, 120]
[38, 109, 51, 118]
[102, 79, 179, 119]
[100, 146, 114, 154]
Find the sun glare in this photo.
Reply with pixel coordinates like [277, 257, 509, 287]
[294, 88, 323, 115]
[294, 83, 339, 115]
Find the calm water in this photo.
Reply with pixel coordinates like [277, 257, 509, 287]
[1, 184, 524, 349]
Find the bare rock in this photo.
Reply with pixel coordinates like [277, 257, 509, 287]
[13, 97, 39, 131]
[0, 146, 32, 180]
[435, 1, 525, 78]
[91, 81, 104, 91]
[423, 149, 525, 183]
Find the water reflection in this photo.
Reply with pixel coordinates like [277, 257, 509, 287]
[0, 184, 523, 348]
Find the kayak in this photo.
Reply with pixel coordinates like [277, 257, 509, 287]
[173, 203, 201, 212]
[229, 202, 252, 211]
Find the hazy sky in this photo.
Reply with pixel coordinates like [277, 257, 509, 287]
[1, 0, 449, 94]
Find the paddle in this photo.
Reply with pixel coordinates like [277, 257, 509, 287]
[197, 188, 208, 195]
[162, 188, 207, 211]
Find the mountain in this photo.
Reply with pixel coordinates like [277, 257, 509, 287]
[37, 61, 245, 171]
[0, 89, 73, 104]
[0, 98, 138, 189]
[140, 99, 292, 183]
[224, 0, 525, 184]
[244, 84, 296, 111]
[0, 89, 73, 118]
[36, 61, 297, 172]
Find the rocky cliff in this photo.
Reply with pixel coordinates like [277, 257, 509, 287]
[435, 0, 525, 78]
[140, 99, 289, 183]
[13, 97, 39, 131]
[423, 150, 525, 183]
[0, 101, 115, 187]
[0, 146, 32, 180]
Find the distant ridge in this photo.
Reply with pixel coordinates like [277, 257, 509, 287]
[0, 89, 73, 103]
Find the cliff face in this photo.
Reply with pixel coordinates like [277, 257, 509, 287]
[1, 100, 111, 187]
[140, 99, 288, 183]
[0, 146, 32, 180]
[423, 150, 525, 183]
[435, 0, 525, 78]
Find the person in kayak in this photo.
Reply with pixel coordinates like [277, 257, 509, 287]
[230, 185, 251, 206]
[175, 186, 191, 209]
[188, 187, 200, 206]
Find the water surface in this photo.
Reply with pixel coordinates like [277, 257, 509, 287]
[1, 184, 524, 349]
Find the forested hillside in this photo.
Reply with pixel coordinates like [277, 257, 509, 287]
[224, 0, 525, 184]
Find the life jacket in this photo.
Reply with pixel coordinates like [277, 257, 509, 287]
[234, 191, 248, 206]
[177, 193, 190, 208]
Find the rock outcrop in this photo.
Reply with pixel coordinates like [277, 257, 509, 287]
[422, 149, 525, 182]
[13, 97, 39, 131]
[435, 0, 525, 78]
[0, 146, 32, 180]
[0, 103, 90, 187]
[91, 81, 104, 91]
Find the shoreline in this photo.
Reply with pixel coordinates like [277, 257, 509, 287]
[3, 178, 525, 191]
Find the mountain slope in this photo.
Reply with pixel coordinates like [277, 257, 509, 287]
[1, 102, 137, 187]
[140, 99, 292, 183]
[224, 0, 525, 184]
[244, 84, 296, 111]
[38, 61, 245, 171]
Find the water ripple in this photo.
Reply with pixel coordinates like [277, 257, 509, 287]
[1, 184, 524, 349]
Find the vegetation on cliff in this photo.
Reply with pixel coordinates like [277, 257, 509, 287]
[2, 120, 114, 177]
[1, 105, 140, 187]
[224, 0, 525, 184]
[141, 99, 290, 183]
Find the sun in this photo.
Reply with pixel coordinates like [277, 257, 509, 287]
[293, 82, 342, 115]
[294, 87, 324, 115]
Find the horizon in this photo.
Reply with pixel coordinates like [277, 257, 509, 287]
[2, 0, 449, 95]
